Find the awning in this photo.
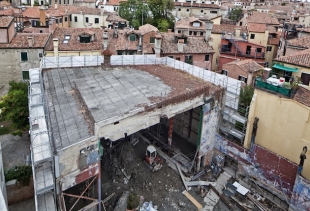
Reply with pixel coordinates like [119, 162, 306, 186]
[273, 64, 299, 72]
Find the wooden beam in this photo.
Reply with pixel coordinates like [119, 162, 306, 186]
[63, 193, 97, 201]
[182, 190, 203, 210]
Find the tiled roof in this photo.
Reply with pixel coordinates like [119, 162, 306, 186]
[287, 36, 310, 49]
[106, 12, 127, 22]
[0, 16, 13, 27]
[45, 28, 103, 51]
[247, 23, 266, 33]
[0, 33, 50, 48]
[161, 33, 214, 54]
[176, 17, 205, 30]
[211, 24, 246, 34]
[297, 27, 310, 33]
[22, 6, 109, 19]
[293, 86, 310, 107]
[247, 11, 279, 25]
[0, 8, 14, 16]
[106, 29, 139, 54]
[139, 24, 158, 35]
[174, 2, 220, 8]
[224, 59, 263, 73]
[274, 49, 310, 67]
[106, 0, 121, 5]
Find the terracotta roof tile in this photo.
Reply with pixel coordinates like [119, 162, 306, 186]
[106, 0, 124, 5]
[224, 59, 263, 73]
[211, 24, 247, 34]
[0, 16, 13, 27]
[174, 2, 219, 8]
[293, 86, 310, 107]
[176, 17, 205, 31]
[247, 11, 279, 25]
[139, 24, 158, 35]
[0, 8, 14, 16]
[297, 27, 310, 33]
[106, 12, 127, 22]
[0, 33, 50, 48]
[161, 33, 214, 54]
[287, 36, 310, 49]
[45, 27, 103, 51]
[247, 23, 266, 33]
[106, 29, 140, 54]
[274, 49, 310, 67]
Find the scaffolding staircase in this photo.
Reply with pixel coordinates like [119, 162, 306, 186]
[29, 68, 56, 211]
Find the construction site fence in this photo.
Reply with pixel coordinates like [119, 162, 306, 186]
[42, 55, 242, 97]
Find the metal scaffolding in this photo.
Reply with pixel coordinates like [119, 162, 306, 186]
[29, 68, 56, 211]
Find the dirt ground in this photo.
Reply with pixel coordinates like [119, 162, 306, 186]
[101, 139, 230, 211]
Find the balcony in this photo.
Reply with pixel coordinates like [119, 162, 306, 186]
[220, 47, 265, 59]
[255, 77, 293, 97]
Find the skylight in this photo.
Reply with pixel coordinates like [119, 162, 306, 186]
[63, 35, 71, 44]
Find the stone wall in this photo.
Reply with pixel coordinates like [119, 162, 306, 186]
[6, 179, 34, 205]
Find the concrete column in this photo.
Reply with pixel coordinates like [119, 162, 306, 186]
[168, 117, 174, 145]
[201, 155, 207, 168]
[196, 156, 201, 172]
[154, 34, 162, 57]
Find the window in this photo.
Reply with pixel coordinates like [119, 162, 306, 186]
[210, 11, 217, 14]
[246, 45, 251, 55]
[168, 56, 173, 59]
[239, 22, 242, 26]
[201, 10, 203, 13]
[63, 35, 71, 44]
[189, 31, 192, 35]
[39, 53, 43, 57]
[39, 30, 43, 33]
[267, 46, 272, 51]
[256, 48, 262, 53]
[85, 17, 89, 23]
[222, 69, 228, 76]
[56, 19, 58, 24]
[178, 8, 181, 11]
[21, 52, 28, 61]
[178, 30, 181, 34]
[129, 34, 136, 41]
[194, 32, 197, 35]
[150, 37, 155, 43]
[74, 16, 77, 22]
[185, 55, 193, 64]
[238, 75, 247, 83]
[250, 34, 255, 39]
[205, 55, 210, 61]
[301, 72, 310, 85]
[59, 0, 61, 3]
[60, 18, 63, 23]
[186, 9, 189, 12]
[80, 35, 91, 43]
[65, 17, 68, 22]
[95, 18, 99, 24]
[22, 70, 29, 80]
[200, 32, 203, 36]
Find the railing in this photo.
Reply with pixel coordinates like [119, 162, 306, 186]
[255, 77, 292, 97]
[220, 48, 265, 58]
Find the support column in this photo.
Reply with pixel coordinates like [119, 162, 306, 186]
[196, 156, 201, 172]
[168, 117, 174, 146]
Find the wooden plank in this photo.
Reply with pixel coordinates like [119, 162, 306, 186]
[176, 163, 189, 191]
[182, 190, 203, 210]
[185, 181, 216, 187]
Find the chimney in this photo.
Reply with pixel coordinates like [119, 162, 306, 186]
[235, 28, 241, 37]
[27, 37, 33, 48]
[204, 20, 214, 42]
[49, 19, 56, 34]
[177, 39, 184, 52]
[103, 29, 108, 50]
[53, 38, 59, 57]
[154, 34, 162, 57]
[40, 7, 46, 26]
[55, 4, 58, 9]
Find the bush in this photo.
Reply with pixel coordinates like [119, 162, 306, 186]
[0, 126, 10, 135]
[12, 129, 23, 137]
[127, 193, 139, 209]
[5, 165, 32, 186]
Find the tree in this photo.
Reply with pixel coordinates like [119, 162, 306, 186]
[239, 85, 254, 108]
[0, 81, 29, 129]
[228, 8, 243, 22]
[119, 0, 150, 29]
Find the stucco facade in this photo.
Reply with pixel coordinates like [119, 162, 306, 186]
[70, 12, 109, 28]
[244, 89, 310, 179]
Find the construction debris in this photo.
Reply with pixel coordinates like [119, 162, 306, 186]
[182, 190, 203, 210]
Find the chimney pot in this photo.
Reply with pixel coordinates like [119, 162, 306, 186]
[27, 37, 33, 48]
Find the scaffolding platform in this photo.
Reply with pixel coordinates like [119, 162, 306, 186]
[32, 133, 52, 164]
[35, 163, 54, 195]
[37, 192, 56, 211]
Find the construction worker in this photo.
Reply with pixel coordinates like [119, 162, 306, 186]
[298, 146, 307, 175]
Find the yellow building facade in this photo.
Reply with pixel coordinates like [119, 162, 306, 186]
[244, 89, 310, 179]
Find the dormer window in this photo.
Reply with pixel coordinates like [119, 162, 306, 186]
[193, 22, 201, 27]
[79, 34, 94, 43]
[129, 34, 136, 41]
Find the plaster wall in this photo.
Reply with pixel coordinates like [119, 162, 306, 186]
[175, 7, 220, 19]
[45, 50, 101, 57]
[70, 13, 108, 28]
[210, 33, 221, 71]
[222, 63, 257, 85]
[248, 31, 268, 47]
[0, 28, 8, 44]
[244, 89, 310, 179]
[0, 48, 44, 96]
[95, 94, 206, 142]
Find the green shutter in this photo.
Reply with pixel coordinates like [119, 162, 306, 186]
[21, 52, 28, 61]
[22, 71, 29, 80]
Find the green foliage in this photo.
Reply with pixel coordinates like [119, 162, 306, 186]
[281, 2, 286, 6]
[228, 8, 243, 22]
[0, 126, 10, 135]
[12, 129, 23, 137]
[5, 165, 32, 186]
[239, 85, 254, 108]
[119, 0, 174, 31]
[0, 81, 29, 130]
[33, 0, 39, 6]
[127, 192, 139, 209]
